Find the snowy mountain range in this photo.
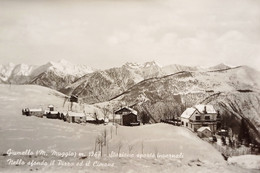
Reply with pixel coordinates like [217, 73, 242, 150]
[1, 59, 260, 144]
[0, 59, 233, 92]
[61, 61, 235, 103]
[0, 59, 95, 89]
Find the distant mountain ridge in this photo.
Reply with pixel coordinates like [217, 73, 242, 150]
[0, 59, 95, 90]
[0, 60, 241, 95]
[60, 61, 234, 103]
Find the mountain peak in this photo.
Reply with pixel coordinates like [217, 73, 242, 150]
[124, 61, 161, 69]
[143, 61, 161, 68]
[209, 63, 231, 70]
[124, 62, 143, 69]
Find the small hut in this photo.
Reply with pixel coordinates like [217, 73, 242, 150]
[45, 105, 61, 119]
[48, 105, 54, 111]
[66, 111, 86, 123]
[122, 113, 139, 126]
[114, 107, 139, 126]
[46, 111, 60, 119]
[197, 127, 212, 138]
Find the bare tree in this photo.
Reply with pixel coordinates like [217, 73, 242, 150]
[106, 140, 110, 156]
[128, 144, 134, 154]
[154, 146, 158, 159]
[117, 141, 123, 157]
[96, 135, 104, 157]
[113, 113, 115, 125]
[102, 129, 107, 146]
[101, 106, 110, 122]
[94, 138, 98, 153]
[110, 126, 113, 139]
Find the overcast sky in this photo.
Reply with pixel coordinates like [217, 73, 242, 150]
[0, 0, 259, 69]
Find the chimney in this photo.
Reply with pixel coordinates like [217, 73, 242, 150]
[203, 106, 207, 114]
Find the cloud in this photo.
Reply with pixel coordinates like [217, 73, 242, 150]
[0, 0, 259, 69]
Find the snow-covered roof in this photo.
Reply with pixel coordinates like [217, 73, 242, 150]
[86, 116, 95, 121]
[29, 108, 43, 112]
[193, 104, 216, 114]
[115, 106, 137, 115]
[66, 111, 86, 117]
[180, 108, 196, 119]
[197, 127, 211, 132]
[48, 105, 54, 108]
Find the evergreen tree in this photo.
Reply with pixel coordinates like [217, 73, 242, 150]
[238, 118, 251, 145]
[221, 136, 226, 145]
[140, 111, 150, 125]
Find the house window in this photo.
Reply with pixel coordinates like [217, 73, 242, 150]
[195, 116, 201, 120]
[182, 121, 184, 125]
[186, 123, 188, 127]
[205, 116, 210, 120]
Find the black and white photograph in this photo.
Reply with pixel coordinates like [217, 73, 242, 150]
[0, 0, 260, 172]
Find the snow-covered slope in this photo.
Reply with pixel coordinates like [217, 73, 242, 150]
[111, 66, 260, 104]
[162, 64, 200, 75]
[8, 64, 38, 84]
[30, 60, 95, 90]
[0, 60, 95, 90]
[208, 63, 231, 71]
[0, 84, 255, 172]
[40, 59, 94, 78]
[162, 63, 232, 75]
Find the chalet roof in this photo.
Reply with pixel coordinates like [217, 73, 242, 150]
[197, 127, 211, 132]
[115, 106, 137, 115]
[193, 105, 216, 114]
[48, 105, 54, 108]
[180, 108, 196, 119]
[180, 104, 217, 119]
[66, 111, 86, 117]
